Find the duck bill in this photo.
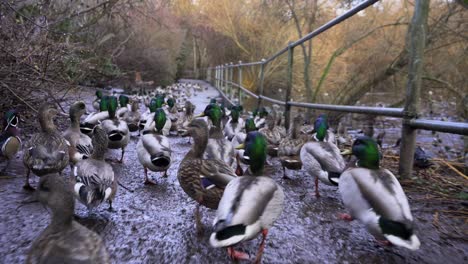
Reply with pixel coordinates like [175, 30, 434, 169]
[194, 113, 205, 118]
[340, 149, 352, 155]
[235, 143, 245, 150]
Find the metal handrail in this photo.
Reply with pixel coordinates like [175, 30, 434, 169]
[203, 0, 467, 178]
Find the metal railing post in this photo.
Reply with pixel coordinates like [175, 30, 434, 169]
[224, 64, 229, 93]
[238, 61, 243, 105]
[215, 66, 219, 89]
[256, 59, 266, 110]
[284, 44, 294, 130]
[229, 62, 234, 100]
[398, 0, 430, 178]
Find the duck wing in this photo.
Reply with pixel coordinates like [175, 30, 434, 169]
[200, 159, 237, 189]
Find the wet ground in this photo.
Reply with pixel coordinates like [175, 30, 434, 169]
[0, 80, 467, 264]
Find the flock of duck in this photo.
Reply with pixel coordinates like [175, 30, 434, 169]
[0, 82, 421, 263]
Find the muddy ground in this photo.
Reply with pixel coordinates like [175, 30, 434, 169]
[0, 80, 467, 264]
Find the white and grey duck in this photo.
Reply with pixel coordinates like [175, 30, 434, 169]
[196, 103, 235, 167]
[137, 108, 172, 185]
[339, 136, 420, 250]
[300, 114, 345, 198]
[177, 119, 237, 234]
[223, 105, 245, 141]
[23, 104, 69, 190]
[27, 173, 110, 263]
[80, 96, 110, 135]
[0, 110, 21, 174]
[73, 126, 117, 211]
[210, 131, 284, 263]
[101, 96, 130, 163]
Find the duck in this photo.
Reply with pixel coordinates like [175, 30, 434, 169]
[278, 114, 308, 179]
[259, 115, 282, 157]
[116, 94, 130, 119]
[197, 103, 235, 166]
[166, 97, 179, 132]
[1, 110, 21, 174]
[177, 119, 237, 234]
[63, 102, 93, 167]
[223, 105, 245, 141]
[23, 104, 69, 190]
[81, 96, 110, 135]
[137, 108, 172, 185]
[210, 131, 284, 263]
[253, 107, 268, 129]
[176, 101, 195, 135]
[26, 173, 110, 263]
[92, 90, 104, 111]
[101, 96, 130, 163]
[73, 126, 117, 211]
[310, 114, 336, 145]
[140, 96, 172, 136]
[339, 136, 420, 250]
[300, 115, 345, 198]
[122, 100, 141, 133]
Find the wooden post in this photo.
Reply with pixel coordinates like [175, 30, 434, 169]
[284, 44, 294, 130]
[256, 59, 266, 110]
[399, 0, 430, 178]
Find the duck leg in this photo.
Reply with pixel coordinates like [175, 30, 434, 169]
[144, 167, 156, 185]
[162, 170, 168, 178]
[253, 229, 269, 264]
[108, 200, 115, 212]
[1, 159, 11, 174]
[314, 177, 320, 198]
[338, 213, 353, 221]
[282, 166, 291, 180]
[118, 148, 125, 163]
[23, 169, 35, 191]
[227, 247, 250, 261]
[235, 154, 243, 176]
[195, 199, 204, 236]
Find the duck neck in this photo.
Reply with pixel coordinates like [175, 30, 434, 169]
[70, 113, 81, 129]
[51, 207, 74, 229]
[188, 131, 208, 158]
[291, 122, 300, 139]
[91, 140, 107, 160]
[40, 114, 56, 133]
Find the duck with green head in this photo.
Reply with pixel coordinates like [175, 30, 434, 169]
[101, 96, 130, 163]
[1, 110, 21, 174]
[300, 114, 345, 198]
[177, 119, 237, 235]
[92, 90, 103, 111]
[210, 131, 284, 263]
[63, 101, 93, 167]
[311, 114, 336, 144]
[137, 108, 172, 185]
[81, 96, 110, 135]
[231, 117, 257, 173]
[196, 103, 235, 166]
[140, 96, 171, 135]
[23, 104, 70, 190]
[116, 94, 130, 119]
[339, 136, 420, 250]
[253, 106, 268, 129]
[224, 105, 244, 141]
[73, 125, 117, 211]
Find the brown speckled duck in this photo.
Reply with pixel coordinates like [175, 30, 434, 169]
[23, 104, 69, 190]
[278, 114, 308, 179]
[63, 102, 93, 167]
[177, 119, 237, 234]
[26, 173, 110, 263]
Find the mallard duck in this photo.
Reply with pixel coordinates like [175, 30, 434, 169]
[141, 97, 172, 136]
[223, 105, 245, 141]
[259, 115, 282, 157]
[310, 114, 336, 144]
[278, 114, 308, 178]
[81, 96, 110, 135]
[1, 110, 21, 174]
[177, 101, 195, 135]
[339, 136, 420, 250]
[23, 104, 69, 190]
[196, 104, 235, 166]
[210, 131, 284, 263]
[137, 108, 172, 185]
[300, 115, 345, 198]
[253, 107, 268, 129]
[92, 90, 103, 111]
[177, 119, 237, 234]
[63, 102, 93, 167]
[27, 173, 110, 263]
[73, 126, 117, 211]
[116, 95, 130, 119]
[231, 118, 257, 173]
[122, 100, 141, 133]
[166, 97, 179, 131]
[101, 96, 130, 163]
